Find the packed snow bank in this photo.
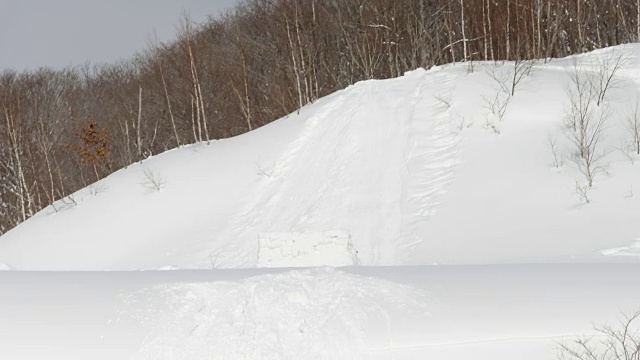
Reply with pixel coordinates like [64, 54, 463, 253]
[128, 267, 429, 360]
[0, 263, 14, 271]
[257, 231, 359, 267]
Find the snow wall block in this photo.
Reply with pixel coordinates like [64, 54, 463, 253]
[257, 231, 359, 268]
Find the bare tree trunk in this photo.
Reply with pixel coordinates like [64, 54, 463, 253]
[637, 0, 640, 41]
[286, 19, 304, 109]
[482, 0, 488, 60]
[159, 63, 181, 147]
[195, 74, 209, 141]
[487, 0, 495, 60]
[137, 86, 142, 157]
[460, 0, 468, 61]
[241, 50, 253, 131]
[445, 0, 457, 63]
[190, 94, 198, 142]
[3, 106, 33, 222]
[536, 0, 542, 58]
[293, 1, 311, 104]
[506, 0, 511, 59]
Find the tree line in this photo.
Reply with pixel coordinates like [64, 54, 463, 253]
[1, 0, 640, 234]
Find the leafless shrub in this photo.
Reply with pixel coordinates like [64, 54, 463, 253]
[564, 60, 610, 187]
[454, 115, 473, 132]
[209, 251, 221, 269]
[511, 58, 535, 96]
[482, 91, 511, 123]
[487, 64, 511, 96]
[548, 134, 564, 168]
[574, 180, 591, 204]
[591, 49, 627, 106]
[467, 59, 476, 74]
[53, 193, 78, 212]
[557, 310, 640, 360]
[624, 96, 640, 156]
[433, 94, 452, 109]
[483, 116, 501, 135]
[255, 161, 275, 178]
[88, 182, 108, 197]
[486, 58, 534, 98]
[142, 167, 166, 192]
[616, 143, 636, 166]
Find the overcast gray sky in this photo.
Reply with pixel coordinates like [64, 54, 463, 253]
[0, 0, 239, 71]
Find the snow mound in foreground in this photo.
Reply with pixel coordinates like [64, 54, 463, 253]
[257, 231, 359, 268]
[128, 268, 430, 360]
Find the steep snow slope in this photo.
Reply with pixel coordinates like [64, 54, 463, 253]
[1, 46, 639, 271]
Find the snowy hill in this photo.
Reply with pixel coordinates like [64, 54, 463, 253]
[1, 46, 640, 359]
[1, 46, 639, 270]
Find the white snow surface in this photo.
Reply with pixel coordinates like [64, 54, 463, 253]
[130, 267, 428, 360]
[1, 265, 639, 360]
[1, 45, 640, 359]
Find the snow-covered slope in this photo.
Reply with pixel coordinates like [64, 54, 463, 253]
[1, 45, 640, 360]
[2, 47, 639, 270]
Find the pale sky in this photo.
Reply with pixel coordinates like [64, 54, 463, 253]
[0, 0, 239, 71]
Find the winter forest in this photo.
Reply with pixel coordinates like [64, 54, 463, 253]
[2, 0, 640, 234]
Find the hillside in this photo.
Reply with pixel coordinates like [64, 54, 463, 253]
[1, 46, 640, 359]
[1, 46, 639, 270]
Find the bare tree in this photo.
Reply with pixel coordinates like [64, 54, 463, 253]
[511, 58, 535, 96]
[624, 96, 640, 155]
[557, 310, 640, 360]
[482, 91, 511, 123]
[141, 166, 166, 192]
[547, 134, 564, 168]
[564, 60, 610, 187]
[591, 48, 627, 106]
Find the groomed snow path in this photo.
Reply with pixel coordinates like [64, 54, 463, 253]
[205, 69, 460, 268]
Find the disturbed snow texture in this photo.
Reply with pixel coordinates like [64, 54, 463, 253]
[130, 268, 429, 360]
[2, 265, 639, 360]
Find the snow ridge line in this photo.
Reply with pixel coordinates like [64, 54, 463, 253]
[398, 70, 461, 261]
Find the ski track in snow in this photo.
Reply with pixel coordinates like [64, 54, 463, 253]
[128, 267, 430, 360]
[397, 70, 461, 262]
[207, 70, 461, 268]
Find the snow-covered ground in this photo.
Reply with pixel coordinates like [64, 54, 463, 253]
[1, 45, 639, 359]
